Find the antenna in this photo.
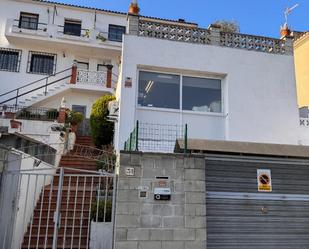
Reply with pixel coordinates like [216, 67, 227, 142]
[284, 4, 299, 25]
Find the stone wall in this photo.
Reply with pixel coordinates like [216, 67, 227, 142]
[114, 152, 206, 249]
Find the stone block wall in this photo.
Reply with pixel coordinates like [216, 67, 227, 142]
[114, 152, 206, 249]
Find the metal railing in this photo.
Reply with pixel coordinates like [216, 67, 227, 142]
[57, 25, 90, 38]
[13, 19, 47, 32]
[124, 121, 188, 153]
[0, 67, 72, 105]
[0, 105, 59, 121]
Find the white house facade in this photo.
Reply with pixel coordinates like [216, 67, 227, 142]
[115, 15, 302, 151]
[0, 0, 127, 134]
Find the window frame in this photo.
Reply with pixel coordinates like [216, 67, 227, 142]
[0, 48, 22, 73]
[108, 24, 126, 42]
[19, 12, 39, 30]
[137, 69, 224, 115]
[27, 51, 57, 75]
[76, 61, 89, 70]
[63, 19, 82, 37]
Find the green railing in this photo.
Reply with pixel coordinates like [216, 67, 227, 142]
[124, 120, 139, 151]
[124, 121, 188, 153]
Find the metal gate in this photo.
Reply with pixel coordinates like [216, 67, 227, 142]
[0, 166, 115, 249]
[205, 155, 309, 249]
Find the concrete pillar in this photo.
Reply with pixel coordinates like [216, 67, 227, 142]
[283, 36, 294, 55]
[57, 107, 67, 123]
[208, 24, 221, 46]
[127, 14, 139, 36]
[106, 64, 113, 88]
[70, 62, 78, 84]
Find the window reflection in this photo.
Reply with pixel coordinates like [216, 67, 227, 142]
[138, 71, 180, 109]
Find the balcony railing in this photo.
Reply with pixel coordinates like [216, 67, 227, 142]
[11, 19, 48, 35]
[77, 69, 108, 86]
[5, 19, 121, 49]
[57, 25, 90, 39]
[0, 105, 59, 121]
[136, 19, 293, 55]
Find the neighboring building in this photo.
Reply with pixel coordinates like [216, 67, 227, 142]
[294, 31, 309, 107]
[115, 12, 300, 151]
[0, 0, 127, 135]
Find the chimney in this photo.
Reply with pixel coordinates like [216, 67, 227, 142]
[128, 0, 140, 15]
[280, 23, 291, 38]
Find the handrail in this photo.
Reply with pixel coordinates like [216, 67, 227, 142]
[0, 67, 72, 98]
[0, 75, 71, 105]
[0, 67, 72, 105]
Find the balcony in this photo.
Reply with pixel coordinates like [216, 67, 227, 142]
[5, 18, 122, 55]
[70, 68, 117, 93]
[8, 19, 49, 37]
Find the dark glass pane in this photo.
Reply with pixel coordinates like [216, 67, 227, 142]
[64, 20, 81, 36]
[182, 76, 222, 113]
[19, 13, 38, 30]
[138, 71, 180, 109]
[108, 25, 126, 42]
[30, 54, 54, 75]
[0, 50, 19, 72]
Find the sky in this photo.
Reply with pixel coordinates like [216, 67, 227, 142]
[58, 0, 308, 38]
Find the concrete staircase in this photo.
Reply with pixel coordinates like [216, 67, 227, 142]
[21, 136, 100, 249]
[18, 83, 70, 106]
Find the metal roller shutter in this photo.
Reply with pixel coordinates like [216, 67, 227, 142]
[206, 155, 309, 249]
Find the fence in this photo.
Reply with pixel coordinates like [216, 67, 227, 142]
[136, 19, 293, 55]
[124, 121, 188, 153]
[0, 105, 59, 121]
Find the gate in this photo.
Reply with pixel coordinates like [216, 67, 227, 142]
[0, 166, 115, 249]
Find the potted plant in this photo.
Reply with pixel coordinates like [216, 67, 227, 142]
[46, 108, 59, 120]
[66, 111, 84, 132]
[10, 119, 22, 129]
[96, 32, 107, 42]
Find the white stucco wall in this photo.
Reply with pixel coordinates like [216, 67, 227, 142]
[0, 0, 123, 107]
[116, 35, 301, 150]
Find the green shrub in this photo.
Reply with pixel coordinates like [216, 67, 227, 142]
[90, 95, 115, 147]
[66, 111, 84, 125]
[90, 199, 112, 222]
[46, 108, 59, 120]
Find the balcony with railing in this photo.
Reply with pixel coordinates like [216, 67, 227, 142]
[5, 18, 123, 52]
[8, 19, 49, 37]
[71, 65, 117, 92]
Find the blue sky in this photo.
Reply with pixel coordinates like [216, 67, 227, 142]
[59, 0, 308, 37]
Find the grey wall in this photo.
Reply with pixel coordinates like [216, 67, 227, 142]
[115, 152, 206, 249]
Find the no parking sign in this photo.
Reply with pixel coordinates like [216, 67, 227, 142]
[257, 169, 272, 192]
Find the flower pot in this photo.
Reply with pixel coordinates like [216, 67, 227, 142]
[280, 28, 291, 38]
[10, 119, 22, 129]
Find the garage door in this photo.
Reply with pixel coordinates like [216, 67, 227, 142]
[206, 155, 309, 249]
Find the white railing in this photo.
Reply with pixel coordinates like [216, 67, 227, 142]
[139, 20, 211, 44]
[300, 118, 309, 127]
[220, 32, 287, 54]
[77, 70, 107, 85]
[137, 19, 293, 55]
